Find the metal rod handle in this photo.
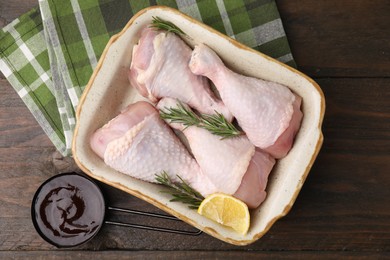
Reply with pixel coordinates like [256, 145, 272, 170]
[105, 206, 202, 236]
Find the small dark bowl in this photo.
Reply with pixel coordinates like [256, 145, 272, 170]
[31, 173, 106, 248]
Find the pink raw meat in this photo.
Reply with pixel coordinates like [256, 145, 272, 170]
[233, 150, 275, 208]
[189, 44, 303, 158]
[90, 101, 216, 196]
[129, 28, 232, 120]
[158, 98, 275, 208]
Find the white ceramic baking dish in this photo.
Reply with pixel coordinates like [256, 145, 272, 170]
[72, 6, 325, 245]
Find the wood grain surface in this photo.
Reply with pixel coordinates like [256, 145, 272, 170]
[1, 0, 389, 259]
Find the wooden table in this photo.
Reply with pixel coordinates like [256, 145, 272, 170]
[1, 1, 389, 259]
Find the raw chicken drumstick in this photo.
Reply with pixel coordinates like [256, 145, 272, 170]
[158, 98, 275, 208]
[90, 101, 216, 196]
[129, 28, 232, 120]
[234, 149, 275, 208]
[189, 44, 303, 158]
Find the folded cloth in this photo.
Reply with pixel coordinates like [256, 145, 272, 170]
[0, 0, 296, 156]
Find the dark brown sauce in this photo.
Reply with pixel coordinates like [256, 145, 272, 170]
[32, 173, 105, 247]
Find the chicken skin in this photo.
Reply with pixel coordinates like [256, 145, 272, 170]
[189, 44, 303, 158]
[90, 101, 216, 196]
[158, 98, 275, 208]
[129, 28, 232, 120]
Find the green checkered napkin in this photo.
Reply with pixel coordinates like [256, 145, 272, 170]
[0, 0, 295, 156]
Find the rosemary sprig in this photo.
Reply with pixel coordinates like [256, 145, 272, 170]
[201, 112, 242, 139]
[159, 102, 243, 139]
[159, 102, 200, 129]
[149, 16, 186, 36]
[155, 171, 204, 209]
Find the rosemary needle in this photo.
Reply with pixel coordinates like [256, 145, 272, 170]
[155, 172, 204, 209]
[159, 102, 243, 139]
[149, 16, 186, 36]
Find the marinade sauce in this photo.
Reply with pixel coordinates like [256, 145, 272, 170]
[32, 173, 105, 247]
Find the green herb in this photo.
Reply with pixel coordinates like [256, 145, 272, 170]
[201, 112, 242, 139]
[159, 102, 243, 139]
[150, 16, 186, 36]
[155, 171, 204, 209]
[160, 102, 200, 129]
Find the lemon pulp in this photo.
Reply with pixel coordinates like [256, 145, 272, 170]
[198, 193, 250, 235]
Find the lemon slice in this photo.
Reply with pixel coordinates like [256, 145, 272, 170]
[198, 193, 250, 235]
